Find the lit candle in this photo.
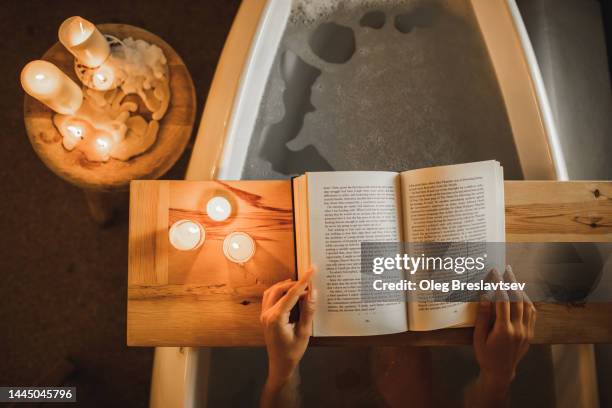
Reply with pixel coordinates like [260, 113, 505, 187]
[223, 232, 256, 264]
[58, 16, 110, 67]
[62, 121, 86, 150]
[94, 136, 112, 161]
[169, 220, 205, 251]
[91, 64, 116, 90]
[20, 60, 83, 115]
[206, 197, 232, 222]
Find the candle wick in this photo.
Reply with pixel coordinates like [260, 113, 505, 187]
[67, 125, 83, 139]
[96, 138, 110, 152]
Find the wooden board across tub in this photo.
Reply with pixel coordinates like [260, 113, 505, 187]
[128, 180, 612, 346]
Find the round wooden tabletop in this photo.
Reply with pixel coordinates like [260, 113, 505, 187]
[23, 24, 196, 192]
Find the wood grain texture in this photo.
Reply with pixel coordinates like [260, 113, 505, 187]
[128, 180, 295, 346]
[505, 181, 612, 242]
[128, 180, 612, 346]
[24, 24, 196, 192]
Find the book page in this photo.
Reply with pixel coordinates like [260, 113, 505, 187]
[305, 171, 408, 336]
[400, 161, 505, 331]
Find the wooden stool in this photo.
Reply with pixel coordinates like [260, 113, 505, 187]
[23, 24, 196, 225]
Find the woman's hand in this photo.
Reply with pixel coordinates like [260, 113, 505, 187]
[260, 268, 316, 407]
[466, 266, 536, 407]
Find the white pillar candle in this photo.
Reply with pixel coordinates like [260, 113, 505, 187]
[169, 220, 205, 251]
[206, 197, 232, 222]
[223, 232, 256, 264]
[58, 16, 110, 67]
[20, 60, 83, 115]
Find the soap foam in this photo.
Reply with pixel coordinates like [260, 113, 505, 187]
[291, 0, 413, 25]
[243, 0, 523, 181]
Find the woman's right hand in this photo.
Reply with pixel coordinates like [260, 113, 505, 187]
[468, 266, 536, 405]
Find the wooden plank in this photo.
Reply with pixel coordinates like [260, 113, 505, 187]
[128, 180, 612, 346]
[128, 180, 168, 285]
[128, 179, 294, 346]
[505, 181, 612, 242]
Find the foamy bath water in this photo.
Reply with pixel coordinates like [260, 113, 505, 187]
[242, 0, 522, 180]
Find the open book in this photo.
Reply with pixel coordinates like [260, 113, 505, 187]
[292, 161, 505, 336]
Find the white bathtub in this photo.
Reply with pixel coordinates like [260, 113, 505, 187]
[186, 0, 568, 182]
[150, 0, 602, 406]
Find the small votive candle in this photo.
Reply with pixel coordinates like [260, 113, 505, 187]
[169, 220, 205, 251]
[58, 16, 110, 67]
[20, 60, 83, 115]
[206, 197, 232, 222]
[223, 232, 256, 264]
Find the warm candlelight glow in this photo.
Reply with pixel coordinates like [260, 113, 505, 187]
[66, 125, 83, 138]
[206, 197, 232, 222]
[169, 220, 205, 251]
[91, 64, 116, 90]
[63, 123, 85, 150]
[223, 232, 256, 264]
[96, 137, 111, 153]
[23, 19, 171, 164]
[20, 60, 83, 115]
[58, 16, 110, 67]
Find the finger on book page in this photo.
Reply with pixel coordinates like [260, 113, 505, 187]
[503, 265, 524, 323]
[262, 280, 295, 311]
[527, 302, 537, 340]
[297, 287, 317, 338]
[481, 269, 496, 302]
[278, 267, 315, 312]
[491, 269, 510, 324]
[474, 297, 493, 347]
[503, 265, 524, 303]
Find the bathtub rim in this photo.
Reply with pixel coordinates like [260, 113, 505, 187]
[186, 0, 568, 182]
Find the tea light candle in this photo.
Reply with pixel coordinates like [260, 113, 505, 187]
[58, 16, 110, 67]
[20, 60, 83, 115]
[169, 220, 205, 251]
[206, 197, 232, 222]
[223, 232, 256, 264]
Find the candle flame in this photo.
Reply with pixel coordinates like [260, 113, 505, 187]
[96, 137, 110, 152]
[66, 125, 83, 139]
[232, 242, 240, 250]
[34, 73, 45, 81]
[95, 73, 107, 83]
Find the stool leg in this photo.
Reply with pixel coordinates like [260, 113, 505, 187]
[83, 189, 116, 225]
